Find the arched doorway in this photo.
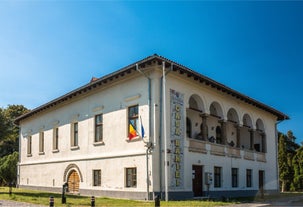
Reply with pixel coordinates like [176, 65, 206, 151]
[67, 170, 80, 193]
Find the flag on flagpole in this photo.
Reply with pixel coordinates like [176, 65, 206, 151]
[129, 123, 137, 140]
[140, 116, 145, 139]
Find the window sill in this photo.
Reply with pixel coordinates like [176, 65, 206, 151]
[70, 146, 80, 150]
[27, 154, 32, 157]
[93, 141, 105, 146]
[52, 149, 60, 153]
[39, 152, 45, 155]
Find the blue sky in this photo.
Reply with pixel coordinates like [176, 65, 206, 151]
[0, 1, 302, 143]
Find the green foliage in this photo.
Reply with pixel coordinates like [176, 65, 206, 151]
[0, 105, 29, 185]
[291, 146, 303, 191]
[0, 152, 19, 184]
[279, 130, 303, 192]
[0, 105, 29, 157]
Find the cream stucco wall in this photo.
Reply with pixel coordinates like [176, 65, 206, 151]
[18, 64, 280, 199]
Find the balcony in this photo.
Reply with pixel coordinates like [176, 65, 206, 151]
[187, 138, 266, 163]
[188, 139, 207, 154]
[210, 143, 225, 156]
[243, 149, 255, 161]
[256, 152, 266, 162]
[226, 146, 241, 158]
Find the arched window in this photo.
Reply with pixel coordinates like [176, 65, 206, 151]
[186, 117, 192, 138]
[216, 126, 222, 144]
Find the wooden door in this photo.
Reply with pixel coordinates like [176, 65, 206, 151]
[67, 170, 80, 193]
[192, 165, 203, 197]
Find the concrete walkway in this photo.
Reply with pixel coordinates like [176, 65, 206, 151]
[0, 200, 46, 207]
[2, 195, 303, 207]
[222, 195, 303, 207]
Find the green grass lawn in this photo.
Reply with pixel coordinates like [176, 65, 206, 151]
[0, 187, 234, 206]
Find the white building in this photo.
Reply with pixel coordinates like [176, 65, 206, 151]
[15, 54, 288, 200]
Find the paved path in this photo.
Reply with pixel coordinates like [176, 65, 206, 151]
[222, 195, 303, 207]
[2, 195, 303, 207]
[0, 200, 46, 207]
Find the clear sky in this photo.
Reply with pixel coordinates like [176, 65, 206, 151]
[0, 1, 302, 143]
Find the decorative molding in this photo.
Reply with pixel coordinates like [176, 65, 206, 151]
[52, 120, 60, 126]
[63, 163, 83, 182]
[124, 94, 141, 102]
[92, 105, 104, 113]
[71, 114, 80, 122]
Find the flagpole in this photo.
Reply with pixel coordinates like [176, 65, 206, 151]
[162, 61, 168, 201]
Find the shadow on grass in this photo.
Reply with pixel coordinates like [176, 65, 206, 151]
[0, 188, 88, 201]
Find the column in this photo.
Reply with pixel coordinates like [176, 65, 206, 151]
[235, 124, 241, 148]
[200, 113, 208, 140]
[249, 129, 255, 150]
[219, 120, 227, 145]
[261, 132, 266, 153]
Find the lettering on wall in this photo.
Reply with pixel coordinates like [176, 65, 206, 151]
[170, 89, 184, 189]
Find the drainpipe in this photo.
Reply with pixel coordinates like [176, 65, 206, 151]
[136, 64, 152, 200]
[162, 62, 168, 201]
[161, 62, 173, 201]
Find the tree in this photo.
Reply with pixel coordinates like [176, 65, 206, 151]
[0, 105, 29, 157]
[0, 105, 29, 186]
[279, 130, 301, 192]
[279, 133, 292, 192]
[0, 152, 19, 185]
[291, 147, 303, 191]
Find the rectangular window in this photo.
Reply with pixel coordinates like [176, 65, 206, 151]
[232, 168, 238, 188]
[93, 170, 101, 186]
[27, 136, 32, 155]
[95, 114, 103, 143]
[128, 105, 139, 138]
[71, 122, 79, 147]
[39, 132, 44, 153]
[214, 166, 221, 188]
[125, 167, 137, 188]
[247, 169, 252, 187]
[53, 127, 59, 150]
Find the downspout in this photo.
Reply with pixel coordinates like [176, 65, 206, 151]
[160, 62, 173, 201]
[136, 64, 152, 200]
[159, 76, 163, 198]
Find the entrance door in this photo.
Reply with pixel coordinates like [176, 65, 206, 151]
[67, 170, 80, 193]
[192, 165, 203, 197]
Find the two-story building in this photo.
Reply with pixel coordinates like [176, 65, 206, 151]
[15, 54, 288, 200]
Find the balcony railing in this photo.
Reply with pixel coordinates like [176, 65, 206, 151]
[226, 146, 241, 158]
[243, 149, 255, 161]
[187, 138, 266, 163]
[210, 143, 225, 156]
[256, 152, 266, 162]
[188, 139, 207, 154]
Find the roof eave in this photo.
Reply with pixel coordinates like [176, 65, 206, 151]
[15, 54, 289, 124]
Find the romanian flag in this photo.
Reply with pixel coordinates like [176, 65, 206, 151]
[129, 123, 137, 140]
[140, 116, 145, 139]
